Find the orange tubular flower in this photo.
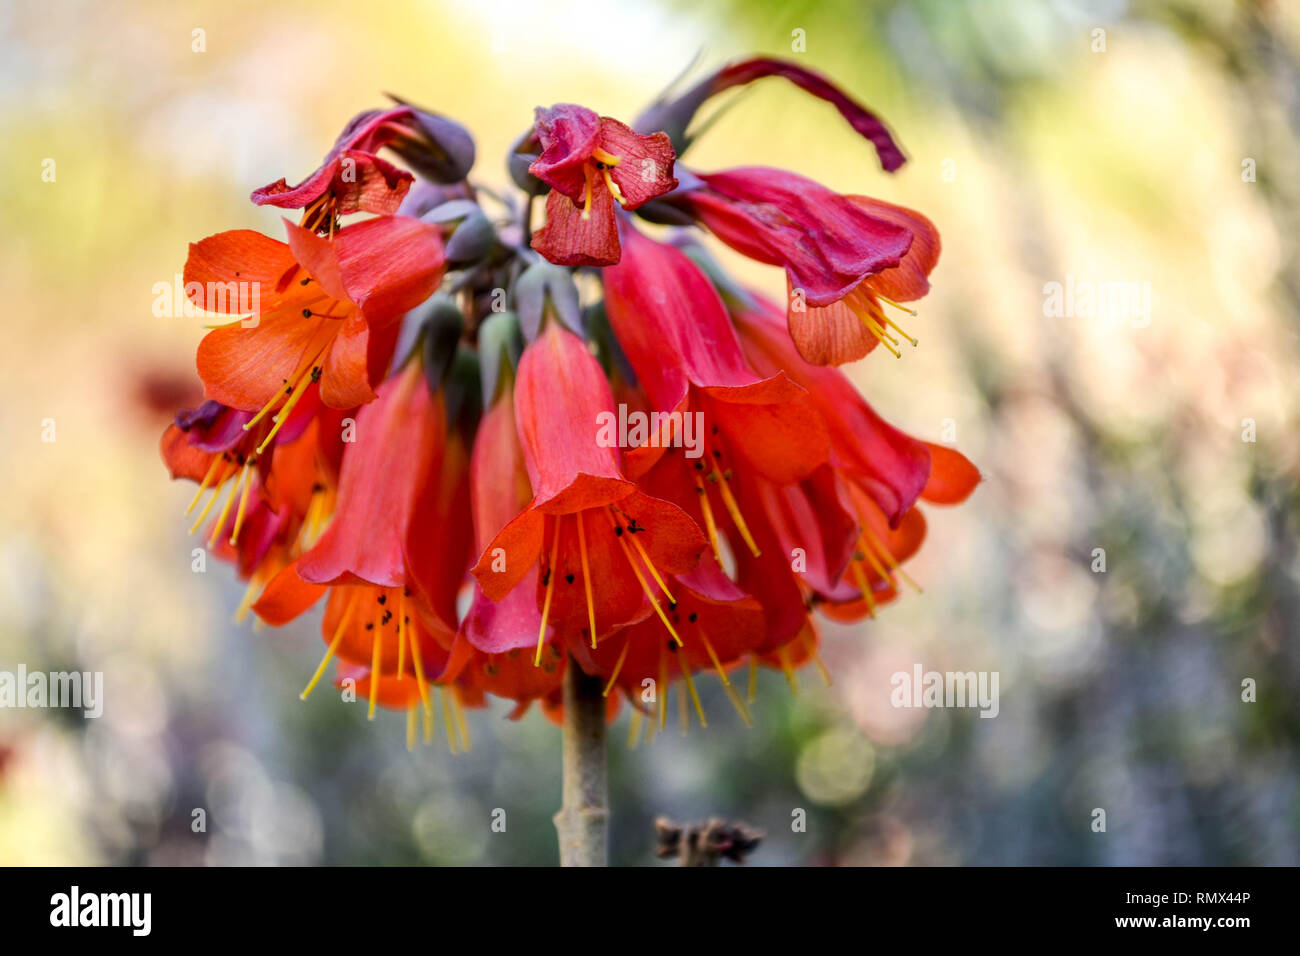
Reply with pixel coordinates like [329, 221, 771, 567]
[471, 320, 706, 662]
[602, 226, 830, 565]
[682, 168, 939, 366]
[186, 214, 444, 428]
[252, 359, 473, 720]
[527, 104, 678, 266]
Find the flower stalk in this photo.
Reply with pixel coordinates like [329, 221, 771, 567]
[554, 657, 608, 866]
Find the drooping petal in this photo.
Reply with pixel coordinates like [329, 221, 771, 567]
[786, 283, 883, 366]
[253, 558, 328, 625]
[514, 322, 633, 513]
[690, 167, 913, 307]
[530, 185, 620, 267]
[298, 362, 443, 587]
[919, 442, 980, 504]
[852, 196, 941, 302]
[597, 117, 677, 208]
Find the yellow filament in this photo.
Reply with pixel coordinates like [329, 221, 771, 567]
[606, 508, 682, 644]
[535, 516, 561, 666]
[627, 709, 642, 750]
[406, 705, 417, 751]
[713, 472, 761, 557]
[677, 680, 688, 736]
[658, 657, 668, 731]
[228, 461, 256, 546]
[408, 612, 433, 716]
[863, 524, 921, 592]
[628, 533, 675, 605]
[678, 652, 707, 728]
[453, 696, 471, 752]
[779, 647, 799, 695]
[602, 639, 632, 697]
[580, 165, 594, 221]
[601, 168, 626, 206]
[882, 313, 918, 347]
[188, 463, 233, 533]
[857, 539, 894, 588]
[207, 461, 248, 547]
[396, 597, 406, 682]
[695, 477, 723, 564]
[300, 595, 355, 700]
[440, 686, 458, 752]
[186, 456, 224, 515]
[591, 147, 622, 166]
[806, 633, 831, 687]
[423, 705, 434, 745]
[859, 308, 902, 358]
[576, 515, 598, 648]
[256, 360, 317, 454]
[368, 622, 381, 720]
[877, 294, 919, 316]
[234, 574, 262, 624]
[850, 561, 878, 617]
[747, 656, 758, 704]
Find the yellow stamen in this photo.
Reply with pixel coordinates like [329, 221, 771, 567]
[806, 633, 832, 687]
[877, 294, 918, 316]
[626, 532, 675, 605]
[406, 705, 417, 751]
[188, 463, 233, 534]
[882, 313, 918, 347]
[747, 656, 758, 704]
[440, 686, 458, 752]
[602, 639, 632, 697]
[453, 696, 471, 752]
[591, 147, 622, 167]
[850, 561, 878, 617]
[677, 680, 688, 736]
[300, 595, 356, 700]
[677, 652, 707, 729]
[580, 164, 595, 221]
[713, 472, 761, 557]
[658, 656, 668, 731]
[186, 456, 224, 515]
[601, 167, 626, 206]
[627, 709, 642, 750]
[368, 621, 381, 720]
[234, 574, 262, 624]
[423, 705, 434, 745]
[396, 603, 406, 681]
[228, 460, 256, 546]
[863, 524, 922, 592]
[608, 508, 682, 645]
[779, 647, 799, 695]
[256, 361, 317, 454]
[695, 477, 723, 564]
[207, 461, 247, 547]
[576, 515, 598, 648]
[535, 516, 561, 666]
[408, 608, 433, 716]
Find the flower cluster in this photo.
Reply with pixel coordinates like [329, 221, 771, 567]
[161, 60, 978, 747]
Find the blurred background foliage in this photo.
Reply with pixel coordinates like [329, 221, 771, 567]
[1, 0, 1298, 865]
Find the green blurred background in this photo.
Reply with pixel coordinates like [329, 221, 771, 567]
[2, 0, 1298, 865]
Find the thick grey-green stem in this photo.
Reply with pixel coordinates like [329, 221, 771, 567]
[553, 657, 608, 866]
